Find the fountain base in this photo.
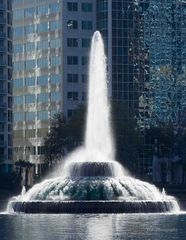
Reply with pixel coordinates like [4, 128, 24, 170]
[10, 200, 177, 214]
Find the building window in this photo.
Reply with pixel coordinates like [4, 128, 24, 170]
[82, 56, 88, 65]
[13, 112, 24, 122]
[8, 41, 12, 52]
[82, 38, 90, 48]
[67, 38, 78, 47]
[50, 3, 59, 13]
[8, 55, 12, 67]
[37, 22, 48, 33]
[7, 27, 12, 38]
[25, 42, 35, 52]
[82, 21, 92, 30]
[8, 97, 12, 108]
[0, 82, 4, 93]
[13, 44, 23, 54]
[37, 75, 48, 86]
[67, 2, 78, 11]
[67, 74, 78, 83]
[82, 92, 87, 101]
[13, 26, 23, 37]
[14, 61, 24, 71]
[0, 124, 4, 132]
[67, 91, 78, 101]
[37, 111, 48, 120]
[25, 129, 35, 138]
[25, 94, 35, 104]
[51, 74, 61, 84]
[50, 38, 61, 48]
[67, 109, 75, 118]
[25, 112, 35, 121]
[51, 56, 61, 66]
[67, 20, 78, 29]
[0, 40, 4, 51]
[37, 93, 48, 103]
[25, 7, 35, 18]
[37, 128, 48, 137]
[37, 57, 48, 68]
[38, 146, 46, 155]
[82, 74, 87, 83]
[14, 78, 23, 88]
[51, 92, 61, 102]
[14, 96, 23, 105]
[25, 77, 35, 86]
[13, 9, 24, 20]
[67, 56, 78, 65]
[37, 4, 49, 16]
[50, 21, 60, 31]
[82, 3, 92, 12]
[37, 40, 48, 50]
[25, 59, 35, 70]
[25, 25, 35, 34]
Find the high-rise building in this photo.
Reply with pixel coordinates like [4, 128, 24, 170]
[0, 0, 13, 173]
[97, 0, 148, 175]
[12, 0, 95, 175]
[96, 0, 186, 178]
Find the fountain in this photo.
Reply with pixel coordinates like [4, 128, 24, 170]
[8, 31, 180, 214]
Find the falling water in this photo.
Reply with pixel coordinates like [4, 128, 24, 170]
[85, 31, 114, 161]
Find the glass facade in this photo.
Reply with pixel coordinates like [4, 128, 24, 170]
[0, 0, 13, 172]
[13, 0, 62, 173]
[139, 0, 186, 129]
[96, 0, 186, 178]
[13, 0, 96, 175]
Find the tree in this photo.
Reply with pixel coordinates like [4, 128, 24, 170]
[44, 102, 141, 173]
[44, 106, 86, 167]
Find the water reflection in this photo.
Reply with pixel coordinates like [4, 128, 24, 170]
[0, 213, 186, 240]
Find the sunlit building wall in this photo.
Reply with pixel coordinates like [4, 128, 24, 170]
[12, 0, 95, 175]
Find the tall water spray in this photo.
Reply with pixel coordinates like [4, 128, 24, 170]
[85, 31, 114, 161]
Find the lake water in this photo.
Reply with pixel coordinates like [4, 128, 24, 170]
[0, 212, 186, 240]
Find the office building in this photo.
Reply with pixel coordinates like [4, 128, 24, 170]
[0, 0, 13, 173]
[13, 0, 95, 175]
[96, 0, 186, 178]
